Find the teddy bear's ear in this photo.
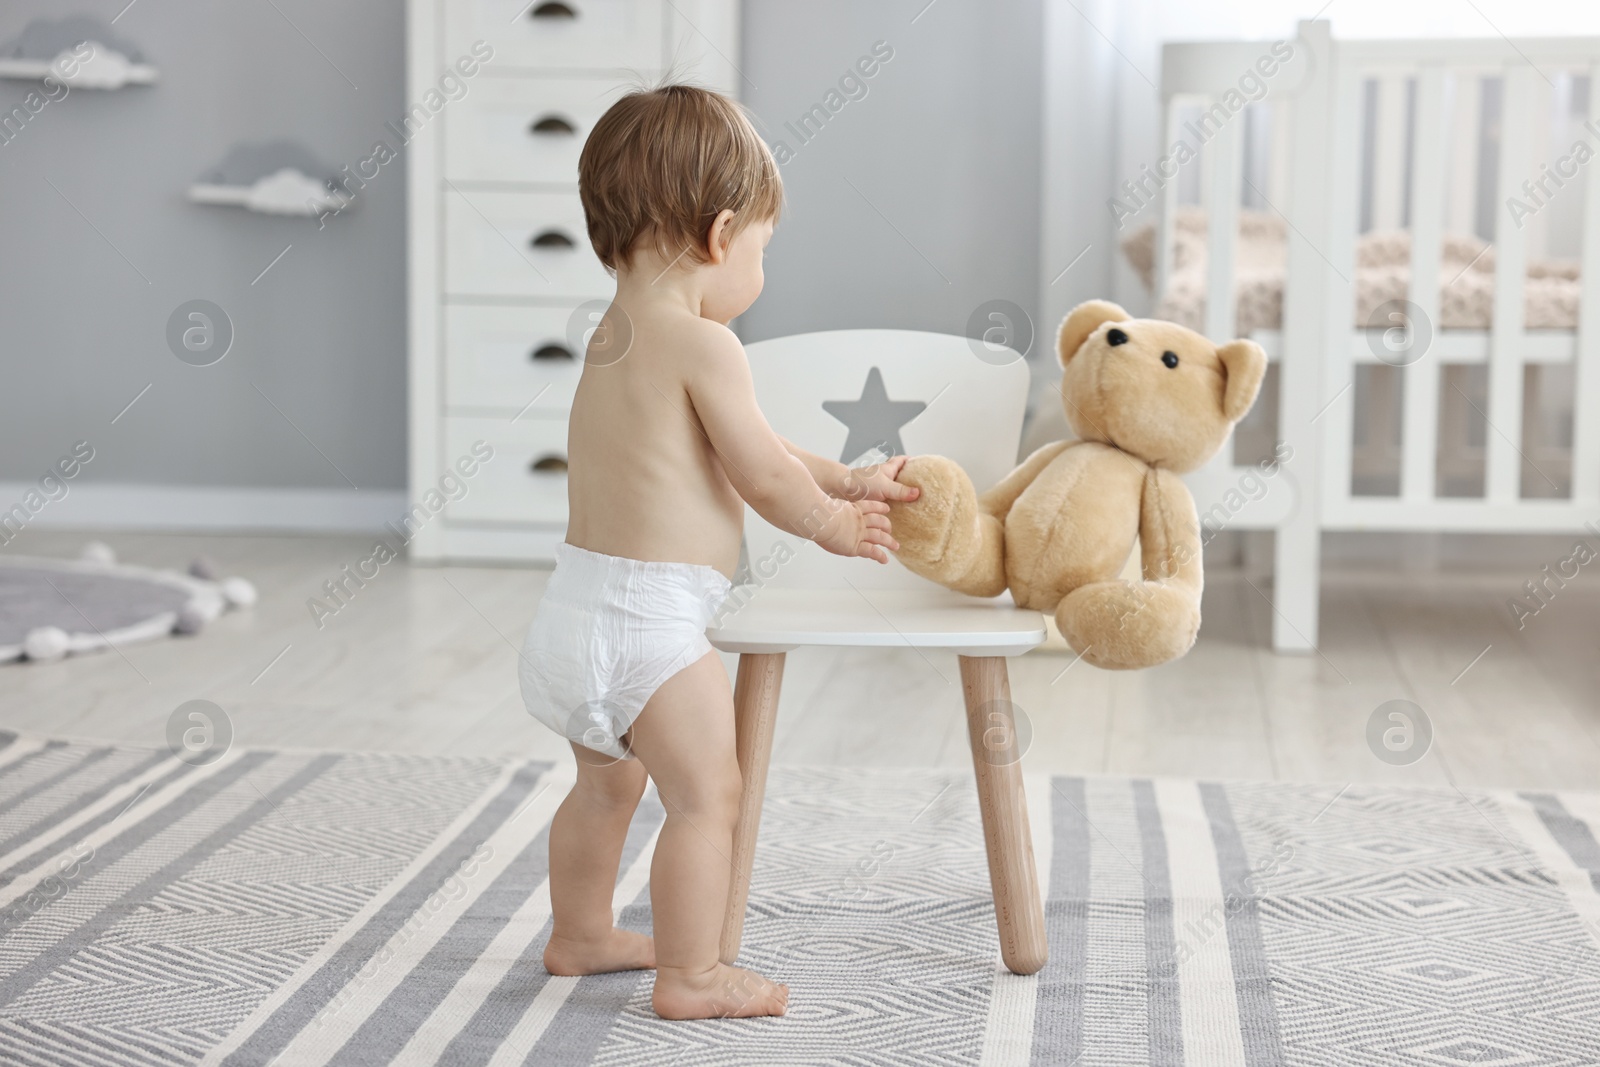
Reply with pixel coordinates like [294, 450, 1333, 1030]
[1217, 339, 1268, 422]
[1056, 300, 1130, 368]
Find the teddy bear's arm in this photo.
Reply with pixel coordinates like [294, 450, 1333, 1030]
[1051, 467, 1204, 671]
[1139, 468, 1203, 597]
[887, 455, 1009, 597]
[976, 440, 1079, 519]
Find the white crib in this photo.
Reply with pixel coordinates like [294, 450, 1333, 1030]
[1150, 20, 1600, 652]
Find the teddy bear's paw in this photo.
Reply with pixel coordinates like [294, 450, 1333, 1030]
[885, 455, 975, 571]
[1056, 581, 1200, 670]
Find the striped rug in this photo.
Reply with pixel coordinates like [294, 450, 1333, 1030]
[1, 731, 1598, 1065]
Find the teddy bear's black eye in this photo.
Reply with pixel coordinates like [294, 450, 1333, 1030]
[1106, 328, 1128, 346]
[1161, 351, 1179, 368]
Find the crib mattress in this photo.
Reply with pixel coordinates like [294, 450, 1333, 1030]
[1122, 207, 1581, 335]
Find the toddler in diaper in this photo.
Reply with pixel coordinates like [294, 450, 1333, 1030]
[521, 83, 918, 1021]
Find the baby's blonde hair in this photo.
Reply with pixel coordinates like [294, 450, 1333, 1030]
[578, 83, 783, 272]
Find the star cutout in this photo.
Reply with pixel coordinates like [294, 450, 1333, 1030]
[821, 367, 927, 464]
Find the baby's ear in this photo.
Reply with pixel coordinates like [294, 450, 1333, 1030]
[1057, 300, 1129, 367]
[1217, 339, 1267, 422]
[705, 208, 737, 264]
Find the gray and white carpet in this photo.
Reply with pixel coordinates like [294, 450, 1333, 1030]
[1, 730, 1598, 1065]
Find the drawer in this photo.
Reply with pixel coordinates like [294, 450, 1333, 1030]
[447, 77, 629, 184]
[445, 416, 570, 525]
[449, 0, 663, 73]
[444, 190, 612, 299]
[445, 304, 586, 411]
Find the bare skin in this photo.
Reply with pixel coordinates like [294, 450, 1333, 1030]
[542, 209, 919, 1017]
[629, 653, 789, 1019]
[542, 751, 656, 977]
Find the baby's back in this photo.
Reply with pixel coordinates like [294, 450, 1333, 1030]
[564, 306, 745, 577]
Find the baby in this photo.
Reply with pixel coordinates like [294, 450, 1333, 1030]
[518, 84, 918, 1020]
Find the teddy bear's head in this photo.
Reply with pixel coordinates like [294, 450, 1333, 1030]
[1055, 299, 1267, 474]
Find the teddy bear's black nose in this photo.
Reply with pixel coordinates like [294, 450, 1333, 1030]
[1106, 328, 1128, 346]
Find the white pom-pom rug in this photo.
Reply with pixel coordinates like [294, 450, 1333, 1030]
[0, 549, 250, 664]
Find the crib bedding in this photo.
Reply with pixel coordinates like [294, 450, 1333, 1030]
[1121, 206, 1582, 335]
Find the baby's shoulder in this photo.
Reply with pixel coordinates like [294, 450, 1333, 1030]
[635, 311, 746, 377]
[656, 311, 739, 350]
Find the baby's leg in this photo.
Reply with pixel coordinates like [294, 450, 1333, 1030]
[543, 748, 656, 975]
[627, 652, 788, 1019]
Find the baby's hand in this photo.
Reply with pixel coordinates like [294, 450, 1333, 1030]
[812, 498, 898, 564]
[838, 455, 920, 504]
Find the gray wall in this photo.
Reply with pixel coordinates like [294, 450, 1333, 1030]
[0, 3, 405, 492]
[0, 1, 1043, 493]
[738, 2, 1043, 348]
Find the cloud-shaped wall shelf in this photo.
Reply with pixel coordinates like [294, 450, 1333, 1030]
[190, 168, 350, 216]
[0, 17, 157, 90]
[189, 142, 352, 218]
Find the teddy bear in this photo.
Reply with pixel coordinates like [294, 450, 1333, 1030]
[888, 299, 1267, 670]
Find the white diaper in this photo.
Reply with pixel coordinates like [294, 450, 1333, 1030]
[519, 543, 733, 761]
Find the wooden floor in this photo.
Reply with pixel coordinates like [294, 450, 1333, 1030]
[4, 528, 1598, 791]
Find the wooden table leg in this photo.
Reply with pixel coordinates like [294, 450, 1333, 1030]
[720, 651, 786, 965]
[959, 655, 1048, 975]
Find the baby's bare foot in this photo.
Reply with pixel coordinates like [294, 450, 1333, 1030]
[543, 928, 656, 976]
[652, 963, 788, 1019]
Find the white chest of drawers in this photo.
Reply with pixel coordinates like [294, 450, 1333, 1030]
[406, 0, 740, 563]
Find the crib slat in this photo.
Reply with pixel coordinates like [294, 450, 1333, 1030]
[1487, 66, 1534, 502]
[1320, 60, 1365, 518]
[1447, 73, 1483, 237]
[1276, 19, 1340, 652]
[1200, 107, 1243, 479]
[1204, 110, 1243, 342]
[1525, 72, 1557, 261]
[1402, 68, 1446, 503]
[1372, 73, 1409, 230]
[1573, 66, 1600, 507]
[1269, 99, 1293, 209]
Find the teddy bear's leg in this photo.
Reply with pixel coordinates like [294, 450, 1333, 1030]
[887, 455, 1008, 597]
[1055, 469, 1203, 670]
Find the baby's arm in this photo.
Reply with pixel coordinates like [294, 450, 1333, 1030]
[779, 440, 920, 505]
[777, 441, 848, 496]
[685, 327, 898, 563]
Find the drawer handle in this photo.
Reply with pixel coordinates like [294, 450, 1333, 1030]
[529, 115, 577, 136]
[529, 454, 569, 474]
[529, 1, 577, 18]
[530, 230, 576, 250]
[531, 343, 576, 361]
